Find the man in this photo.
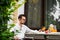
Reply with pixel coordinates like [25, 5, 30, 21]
[10, 14, 40, 40]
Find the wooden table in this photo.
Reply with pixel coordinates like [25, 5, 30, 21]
[25, 32, 60, 40]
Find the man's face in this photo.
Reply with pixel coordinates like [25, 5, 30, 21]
[19, 16, 26, 24]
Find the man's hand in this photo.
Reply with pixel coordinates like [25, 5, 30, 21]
[38, 29, 42, 32]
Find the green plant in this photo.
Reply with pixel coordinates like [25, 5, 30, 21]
[0, 0, 25, 40]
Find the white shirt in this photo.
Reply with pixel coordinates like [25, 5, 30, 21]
[10, 23, 39, 39]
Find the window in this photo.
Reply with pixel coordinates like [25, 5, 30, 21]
[24, 0, 44, 30]
[45, 0, 60, 29]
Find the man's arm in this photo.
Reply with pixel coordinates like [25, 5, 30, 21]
[10, 26, 21, 40]
[26, 26, 40, 33]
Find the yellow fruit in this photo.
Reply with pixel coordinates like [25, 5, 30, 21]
[42, 27, 46, 31]
[49, 27, 57, 32]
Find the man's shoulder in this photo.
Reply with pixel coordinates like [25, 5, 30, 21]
[23, 25, 27, 27]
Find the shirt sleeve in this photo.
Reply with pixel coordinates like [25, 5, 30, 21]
[26, 26, 39, 33]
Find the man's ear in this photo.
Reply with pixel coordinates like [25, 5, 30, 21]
[19, 19, 21, 20]
[18, 19, 20, 21]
